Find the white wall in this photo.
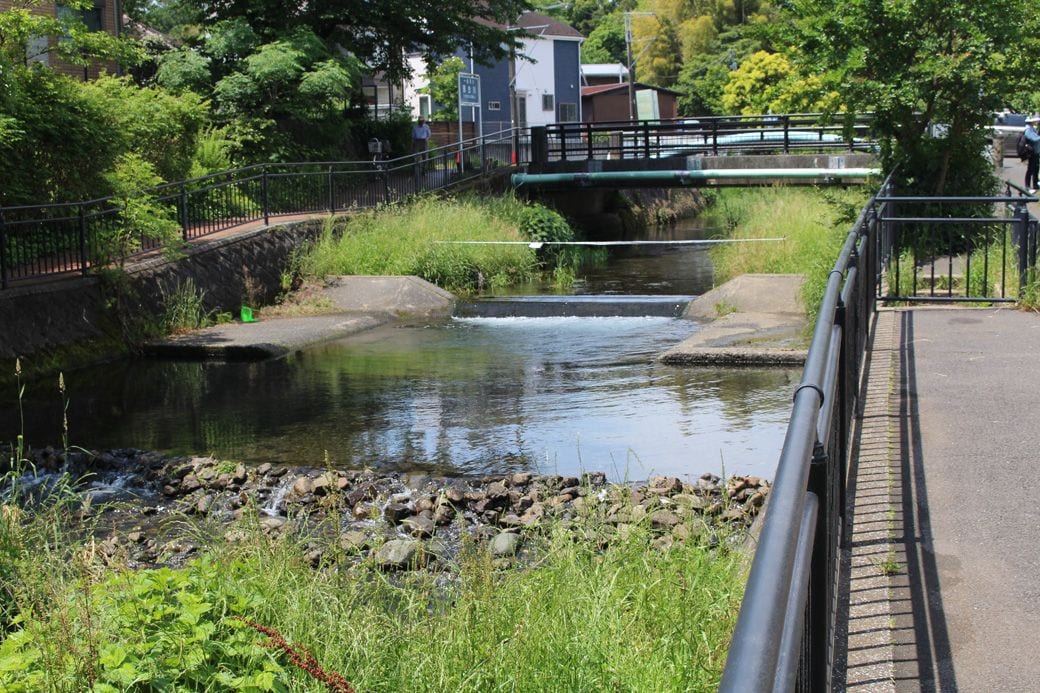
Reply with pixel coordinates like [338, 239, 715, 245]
[514, 37, 557, 128]
[403, 55, 429, 118]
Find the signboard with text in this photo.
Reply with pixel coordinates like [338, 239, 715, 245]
[458, 73, 481, 107]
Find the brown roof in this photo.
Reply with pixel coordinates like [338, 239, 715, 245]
[581, 82, 682, 97]
[516, 11, 584, 39]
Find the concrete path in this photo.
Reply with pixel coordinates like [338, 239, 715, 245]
[838, 307, 1040, 691]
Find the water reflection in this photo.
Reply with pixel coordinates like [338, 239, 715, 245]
[8, 316, 795, 481]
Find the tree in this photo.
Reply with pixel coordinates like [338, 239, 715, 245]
[154, 22, 361, 161]
[421, 57, 466, 122]
[581, 13, 627, 65]
[782, 0, 1038, 194]
[0, 0, 140, 67]
[186, 0, 533, 82]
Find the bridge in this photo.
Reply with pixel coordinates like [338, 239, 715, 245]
[514, 113, 881, 190]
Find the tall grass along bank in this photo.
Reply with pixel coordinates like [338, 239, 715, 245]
[0, 450, 756, 691]
[299, 195, 601, 294]
[709, 187, 868, 322]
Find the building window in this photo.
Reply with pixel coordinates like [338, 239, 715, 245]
[418, 94, 431, 118]
[558, 102, 578, 123]
[517, 96, 527, 126]
[57, 1, 104, 34]
[488, 101, 501, 111]
[542, 94, 554, 111]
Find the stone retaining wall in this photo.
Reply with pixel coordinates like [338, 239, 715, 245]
[0, 219, 327, 373]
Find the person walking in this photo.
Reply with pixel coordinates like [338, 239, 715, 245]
[412, 117, 431, 159]
[1024, 114, 1040, 193]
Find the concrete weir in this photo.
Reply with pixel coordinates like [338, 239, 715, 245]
[454, 295, 691, 318]
[659, 274, 809, 366]
[147, 276, 455, 360]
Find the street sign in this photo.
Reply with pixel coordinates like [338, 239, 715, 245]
[458, 73, 481, 107]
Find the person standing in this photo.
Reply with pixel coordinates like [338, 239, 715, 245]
[412, 117, 431, 160]
[1024, 114, 1040, 193]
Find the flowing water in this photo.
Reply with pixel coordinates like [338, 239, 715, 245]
[6, 217, 798, 482]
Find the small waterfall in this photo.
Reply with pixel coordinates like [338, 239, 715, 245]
[261, 477, 293, 516]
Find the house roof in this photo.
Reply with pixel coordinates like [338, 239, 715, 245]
[581, 82, 682, 97]
[515, 11, 584, 39]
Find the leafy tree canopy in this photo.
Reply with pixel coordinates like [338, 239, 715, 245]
[779, 0, 1039, 194]
[184, 0, 533, 81]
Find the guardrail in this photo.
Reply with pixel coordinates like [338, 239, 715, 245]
[875, 182, 1039, 303]
[532, 113, 877, 164]
[719, 178, 1039, 690]
[0, 129, 529, 289]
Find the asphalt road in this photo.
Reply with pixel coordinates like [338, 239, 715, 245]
[893, 307, 1040, 690]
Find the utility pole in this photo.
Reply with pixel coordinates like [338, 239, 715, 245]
[624, 11, 655, 122]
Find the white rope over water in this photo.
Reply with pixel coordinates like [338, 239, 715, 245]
[435, 238, 787, 249]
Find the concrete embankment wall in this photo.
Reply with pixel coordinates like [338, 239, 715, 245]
[0, 219, 327, 379]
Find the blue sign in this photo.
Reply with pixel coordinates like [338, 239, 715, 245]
[458, 73, 481, 108]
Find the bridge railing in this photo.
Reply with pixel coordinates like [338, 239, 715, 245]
[534, 113, 876, 164]
[719, 177, 1039, 691]
[0, 128, 529, 289]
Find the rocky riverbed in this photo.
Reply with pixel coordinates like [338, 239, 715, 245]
[5, 446, 771, 571]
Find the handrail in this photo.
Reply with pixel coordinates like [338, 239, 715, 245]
[720, 175, 889, 691]
[720, 175, 1040, 690]
[0, 127, 530, 288]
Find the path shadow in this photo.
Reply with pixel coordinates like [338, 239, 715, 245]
[894, 310, 957, 691]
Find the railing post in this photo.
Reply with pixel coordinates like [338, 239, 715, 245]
[783, 115, 790, 154]
[78, 206, 88, 276]
[262, 165, 270, 226]
[586, 122, 593, 160]
[530, 126, 548, 168]
[807, 438, 834, 693]
[712, 119, 719, 155]
[642, 121, 651, 159]
[1016, 203, 1030, 294]
[327, 165, 334, 212]
[179, 183, 189, 241]
[0, 206, 8, 290]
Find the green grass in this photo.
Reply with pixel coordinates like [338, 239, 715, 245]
[300, 196, 538, 293]
[708, 187, 868, 322]
[0, 500, 745, 691]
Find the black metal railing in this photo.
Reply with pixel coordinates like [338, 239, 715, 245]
[719, 178, 883, 692]
[719, 178, 1039, 691]
[531, 112, 877, 164]
[0, 129, 530, 289]
[875, 182, 1039, 303]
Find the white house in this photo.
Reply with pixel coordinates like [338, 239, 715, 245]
[402, 12, 584, 133]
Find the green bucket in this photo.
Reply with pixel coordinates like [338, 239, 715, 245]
[240, 306, 257, 323]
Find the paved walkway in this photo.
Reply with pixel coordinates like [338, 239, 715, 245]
[837, 306, 1040, 691]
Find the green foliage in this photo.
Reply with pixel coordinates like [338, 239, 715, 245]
[721, 50, 837, 115]
[99, 154, 181, 268]
[781, 0, 1032, 195]
[161, 278, 215, 333]
[300, 196, 542, 292]
[709, 187, 868, 322]
[154, 24, 362, 162]
[0, 63, 206, 206]
[422, 56, 466, 122]
[0, 505, 744, 691]
[187, 0, 530, 82]
[0, 558, 285, 690]
[80, 75, 208, 184]
[581, 13, 627, 64]
[0, 0, 141, 69]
